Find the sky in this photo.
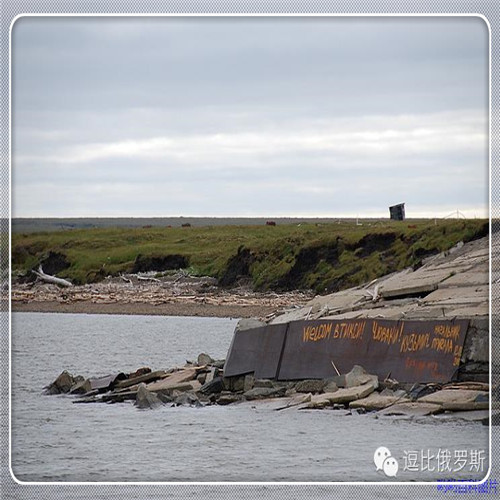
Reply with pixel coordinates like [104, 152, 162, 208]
[11, 16, 489, 218]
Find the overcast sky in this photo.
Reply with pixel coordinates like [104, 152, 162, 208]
[12, 16, 489, 218]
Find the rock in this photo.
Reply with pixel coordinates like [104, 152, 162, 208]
[323, 380, 339, 393]
[243, 386, 287, 400]
[216, 392, 242, 405]
[344, 365, 379, 389]
[243, 374, 255, 392]
[253, 379, 274, 388]
[223, 375, 245, 392]
[69, 379, 92, 395]
[377, 402, 442, 417]
[197, 372, 207, 385]
[199, 376, 225, 395]
[349, 393, 409, 411]
[212, 359, 225, 369]
[44, 370, 77, 395]
[174, 392, 201, 407]
[295, 379, 327, 393]
[204, 367, 216, 385]
[197, 353, 214, 366]
[135, 383, 163, 409]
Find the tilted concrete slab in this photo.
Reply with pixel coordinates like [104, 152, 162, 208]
[422, 285, 488, 305]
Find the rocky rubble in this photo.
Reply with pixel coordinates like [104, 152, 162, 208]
[44, 356, 491, 421]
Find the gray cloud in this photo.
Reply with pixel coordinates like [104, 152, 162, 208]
[12, 16, 489, 217]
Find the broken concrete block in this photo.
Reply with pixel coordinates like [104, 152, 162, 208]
[349, 393, 410, 411]
[305, 381, 377, 408]
[418, 389, 488, 408]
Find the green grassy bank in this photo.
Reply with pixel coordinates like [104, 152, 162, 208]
[11, 219, 488, 294]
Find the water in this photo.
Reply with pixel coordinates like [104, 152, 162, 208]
[10, 312, 489, 484]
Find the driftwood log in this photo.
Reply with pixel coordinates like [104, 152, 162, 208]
[33, 265, 72, 288]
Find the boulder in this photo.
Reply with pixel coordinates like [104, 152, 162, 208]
[223, 375, 245, 392]
[323, 380, 339, 393]
[135, 383, 163, 409]
[197, 372, 207, 385]
[243, 386, 287, 400]
[69, 379, 92, 395]
[44, 370, 77, 395]
[243, 374, 255, 392]
[344, 365, 379, 389]
[197, 353, 214, 366]
[216, 392, 242, 405]
[199, 376, 225, 395]
[295, 379, 327, 393]
[174, 392, 201, 407]
[253, 379, 274, 389]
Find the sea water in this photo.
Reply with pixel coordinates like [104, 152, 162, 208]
[9, 312, 489, 484]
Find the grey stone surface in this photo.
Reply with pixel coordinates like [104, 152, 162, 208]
[243, 374, 255, 392]
[377, 402, 442, 417]
[294, 379, 327, 393]
[135, 383, 163, 409]
[44, 370, 76, 395]
[344, 365, 379, 389]
[197, 352, 214, 366]
[243, 386, 286, 400]
[236, 318, 267, 331]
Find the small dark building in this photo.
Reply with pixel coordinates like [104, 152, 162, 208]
[389, 203, 405, 221]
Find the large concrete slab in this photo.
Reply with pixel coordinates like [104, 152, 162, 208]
[418, 389, 488, 407]
[422, 286, 488, 305]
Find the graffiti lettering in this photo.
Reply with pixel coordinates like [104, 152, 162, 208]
[333, 321, 366, 340]
[302, 323, 333, 342]
[434, 324, 461, 341]
[400, 332, 431, 353]
[372, 321, 403, 345]
[430, 337, 454, 354]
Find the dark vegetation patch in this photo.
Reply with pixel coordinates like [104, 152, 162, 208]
[40, 251, 71, 276]
[218, 246, 255, 287]
[277, 240, 343, 290]
[132, 254, 189, 273]
[347, 232, 397, 258]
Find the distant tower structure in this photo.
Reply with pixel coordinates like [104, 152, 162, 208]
[389, 203, 405, 221]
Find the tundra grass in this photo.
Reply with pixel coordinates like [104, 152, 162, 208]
[11, 219, 489, 293]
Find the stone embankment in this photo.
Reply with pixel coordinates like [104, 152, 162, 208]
[45, 353, 490, 423]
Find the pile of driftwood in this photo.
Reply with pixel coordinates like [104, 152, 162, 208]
[12, 270, 312, 311]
